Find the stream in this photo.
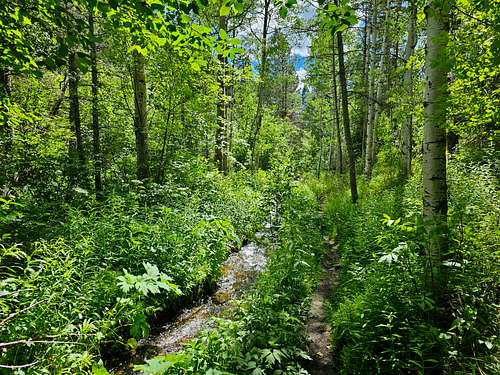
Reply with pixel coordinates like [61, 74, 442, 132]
[112, 233, 269, 374]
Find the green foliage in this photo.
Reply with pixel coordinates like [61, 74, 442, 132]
[0, 169, 270, 373]
[324, 161, 499, 374]
[135, 179, 325, 375]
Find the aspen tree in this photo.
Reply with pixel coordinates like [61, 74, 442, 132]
[423, 0, 450, 293]
[401, 0, 417, 178]
[364, 0, 378, 180]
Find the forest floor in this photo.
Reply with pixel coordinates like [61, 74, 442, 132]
[305, 235, 340, 375]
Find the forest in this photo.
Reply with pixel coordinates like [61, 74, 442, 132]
[0, 0, 498, 374]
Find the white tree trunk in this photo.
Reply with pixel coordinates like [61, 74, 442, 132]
[401, 0, 417, 178]
[368, 0, 391, 179]
[364, 0, 379, 180]
[423, 0, 449, 292]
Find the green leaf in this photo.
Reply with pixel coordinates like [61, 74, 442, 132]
[220, 5, 231, 17]
[134, 354, 186, 374]
[234, 1, 244, 13]
[92, 363, 110, 375]
[219, 28, 228, 40]
[279, 7, 288, 19]
[228, 37, 242, 45]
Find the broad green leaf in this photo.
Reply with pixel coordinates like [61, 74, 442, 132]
[220, 5, 231, 17]
[219, 28, 228, 40]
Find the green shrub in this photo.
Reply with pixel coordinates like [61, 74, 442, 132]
[0, 169, 271, 373]
[137, 179, 326, 375]
[325, 161, 499, 374]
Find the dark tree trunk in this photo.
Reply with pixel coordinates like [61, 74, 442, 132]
[50, 74, 68, 117]
[132, 48, 149, 181]
[337, 30, 358, 203]
[251, 0, 271, 170]
[331, 39, 343, 175]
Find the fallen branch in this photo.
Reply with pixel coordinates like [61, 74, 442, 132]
[0, 288, 32, 298]
[0, 339, 87, 348]
[0, 299, 46, 326]
[0, 361, 40, 369]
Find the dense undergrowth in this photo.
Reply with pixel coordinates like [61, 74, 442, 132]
[131, 178, 327, 375]
[321, 155, 499, 374]
[0, 160, 277, 374]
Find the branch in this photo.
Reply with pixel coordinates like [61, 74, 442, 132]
[0, 339, 87, 348]
[0, 288, 32, 298]
[0, 299, 46, 327]
[0, 361, 40, 370]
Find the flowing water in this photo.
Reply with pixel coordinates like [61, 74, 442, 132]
[112, 239, 268, 374]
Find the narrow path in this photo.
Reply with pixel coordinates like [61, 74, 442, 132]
[305, 236, 340, 375]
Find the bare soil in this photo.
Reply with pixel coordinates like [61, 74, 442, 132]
[305, 236, 340, 375]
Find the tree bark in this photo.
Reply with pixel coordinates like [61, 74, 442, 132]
[49, 74, 68, 117]
[423, 0, 449, 295]
[331, 39, 343, 175]
[364, 0, 379, 180]
[401, 0, 417, 178]
[370, 0, 391, 171]
[337, 30, 358, 203]
[132, 48, 149, 180]
[68, 52, 85, 170]
[251, 0, 271, 170]
[317, 131, 323, 180]
[89, 13, 102, 193]
[360, 3, 370, 161]
[1, 68, 12, 97]
[215, 14, 227, 173]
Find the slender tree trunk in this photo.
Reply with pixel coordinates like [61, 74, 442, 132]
[447, 130, 458, 153]
[328, 38, 341, 173]
[0, 66, 14, 152]
[330, 39, 343, 175]
[364, 0, 379, 180]
[132, 48, 149, 180]
[229, 42, 235, 161]
[215, 15, 227, 173]
[401, 0, 417, 178]
[328, 119, 334, 172]
[251, 0, 271, 170]
[50, 74, 68, 117]
[0, 68, 11, 97]
[89, 13, 102, 193]
[68, 52, 85, 170]
[317, 131, 323, 179]
[360, 3, 370, 161]
[337, 30, 358, 203]
[370, 0, 391, 171]
[423, 0, 449, 295]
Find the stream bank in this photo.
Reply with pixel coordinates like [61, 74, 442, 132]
[111, 238, 268, 374]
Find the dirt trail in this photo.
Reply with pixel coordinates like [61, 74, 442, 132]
[305, 235, 340, 375]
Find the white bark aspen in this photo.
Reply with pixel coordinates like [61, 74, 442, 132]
[370, 0, 391, 170]
[361, 4, 370, 161]
[401, 1, 417, 178]
[423, 0, 449, 293]
[364, 0, 379, 180]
